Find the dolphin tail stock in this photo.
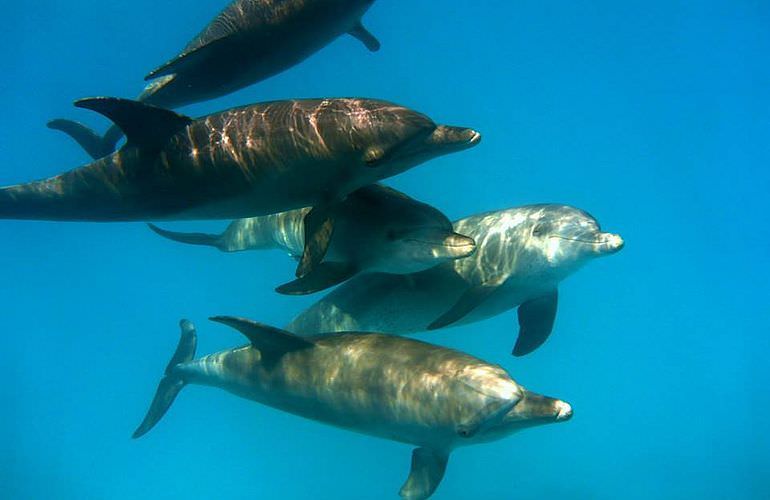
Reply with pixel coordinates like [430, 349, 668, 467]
[132, 320, 198, 439]
[47, 120, 123, 160]
[147, 223, 224, 250]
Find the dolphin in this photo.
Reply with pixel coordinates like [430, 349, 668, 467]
[287, 204, 624, 355]
[3, 97, 480, 276]
[148, 184, 477, 294]
[134, 318, 573, 499]
[49, 0, 382, 159]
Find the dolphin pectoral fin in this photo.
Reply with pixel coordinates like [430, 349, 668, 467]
[427, 276, 506, 330]
[210, 316, 315, 363]
[47, 119, 112, 160]
[399, 448, 449, 500]
[276, 262, 358, 296]
[514, 289, 558, 357]
[133, 320, 197, 439]
[74, 97, 193, 151]
[349, 22, 381, 52]
[145, 36, 232, 81]
[296, 205, 336, 278]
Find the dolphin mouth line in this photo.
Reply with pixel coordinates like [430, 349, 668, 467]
[403, 238, 475, 249]
[549, 235, 609, 245]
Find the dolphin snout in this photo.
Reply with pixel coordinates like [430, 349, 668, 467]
[427, 125, 482, 151]
[555, 400, 573, 421]
[600, 232, 624, 254]
[439, 232, 477, 258]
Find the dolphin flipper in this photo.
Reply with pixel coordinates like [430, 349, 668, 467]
[296, 205, 336, 278]
[427, 276, 506, 330]
[513, 289, 558, 356]
[349, 22, 381, 52]
[145, 36, 233, 81]
[133, 320, 197, 438]
[276, 262, 358, 295]
[399, 448, 449, 500]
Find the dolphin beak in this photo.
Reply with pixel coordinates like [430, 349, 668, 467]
[439, 232, 477, 259]
[597, 232, 624, 254]
[426, 125, 482, 152]
[505, 391, 574, 424]
[554, 400, 573, 421]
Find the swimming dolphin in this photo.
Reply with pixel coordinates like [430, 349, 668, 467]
[134, 318, 573, 499]
[148, 184, 477, 294]
[287, 205, 624, 355]
[3, 97, 480, 276]
[49, 0, 381, 159]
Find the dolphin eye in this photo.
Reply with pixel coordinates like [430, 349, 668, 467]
[532, 224, 544, 237]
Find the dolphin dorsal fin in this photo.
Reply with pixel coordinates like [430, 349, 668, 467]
[74, 97, 193, 151]
[209, 316, 315, 360]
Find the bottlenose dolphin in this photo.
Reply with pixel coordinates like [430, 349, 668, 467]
[3, 97, 480, 275]
[148, 184, 477, 294]
[287, 205, 624, 355]
[49, 0, 382, 159]
[135, 318, 573, 499]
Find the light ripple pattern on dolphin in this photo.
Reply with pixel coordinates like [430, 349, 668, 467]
[134, 318, 573, 499]
[286, 204, 624, 355]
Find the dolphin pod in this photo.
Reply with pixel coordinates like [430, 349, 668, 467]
[49, 0, 382, 159]
[148, 183, 477, 294]
[3, 97, 479, 276]
[288, 205, 623, 355]
[5, 2, 630, 499]
[134, 318, 572, 500]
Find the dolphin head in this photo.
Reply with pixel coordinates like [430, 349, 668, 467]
[520, 205, 624, 275]
[495, 389, 573, 434]
[345, 185, 476, 274]
[325, 100, 480, 177]
[449, 368, 571, 448]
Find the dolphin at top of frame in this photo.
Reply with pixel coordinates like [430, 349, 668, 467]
[49, 0, 383, 159]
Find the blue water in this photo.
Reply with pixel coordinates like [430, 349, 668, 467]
[2, 1, 768, 498]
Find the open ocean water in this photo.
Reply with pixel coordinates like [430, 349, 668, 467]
[2, 1, 768, 499]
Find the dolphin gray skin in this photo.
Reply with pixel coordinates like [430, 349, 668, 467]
[3, 97, 480, 275]
[49, 0, 381, 159]
[148, 184, 477, 295]
[287, 204, 624, 355]
[135, 318, 573, 499]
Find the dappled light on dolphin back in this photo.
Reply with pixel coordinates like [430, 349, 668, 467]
[49, 0, 383, 159]
[287, 204, 624, 356]
[133, 318, 573, 499]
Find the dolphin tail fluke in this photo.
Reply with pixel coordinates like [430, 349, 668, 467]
[147, 223, 222, 249]
[47, 120, 123, 160]
[133, 320, 197, 439]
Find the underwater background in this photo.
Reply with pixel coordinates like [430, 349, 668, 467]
[2, 1, 768, 498]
